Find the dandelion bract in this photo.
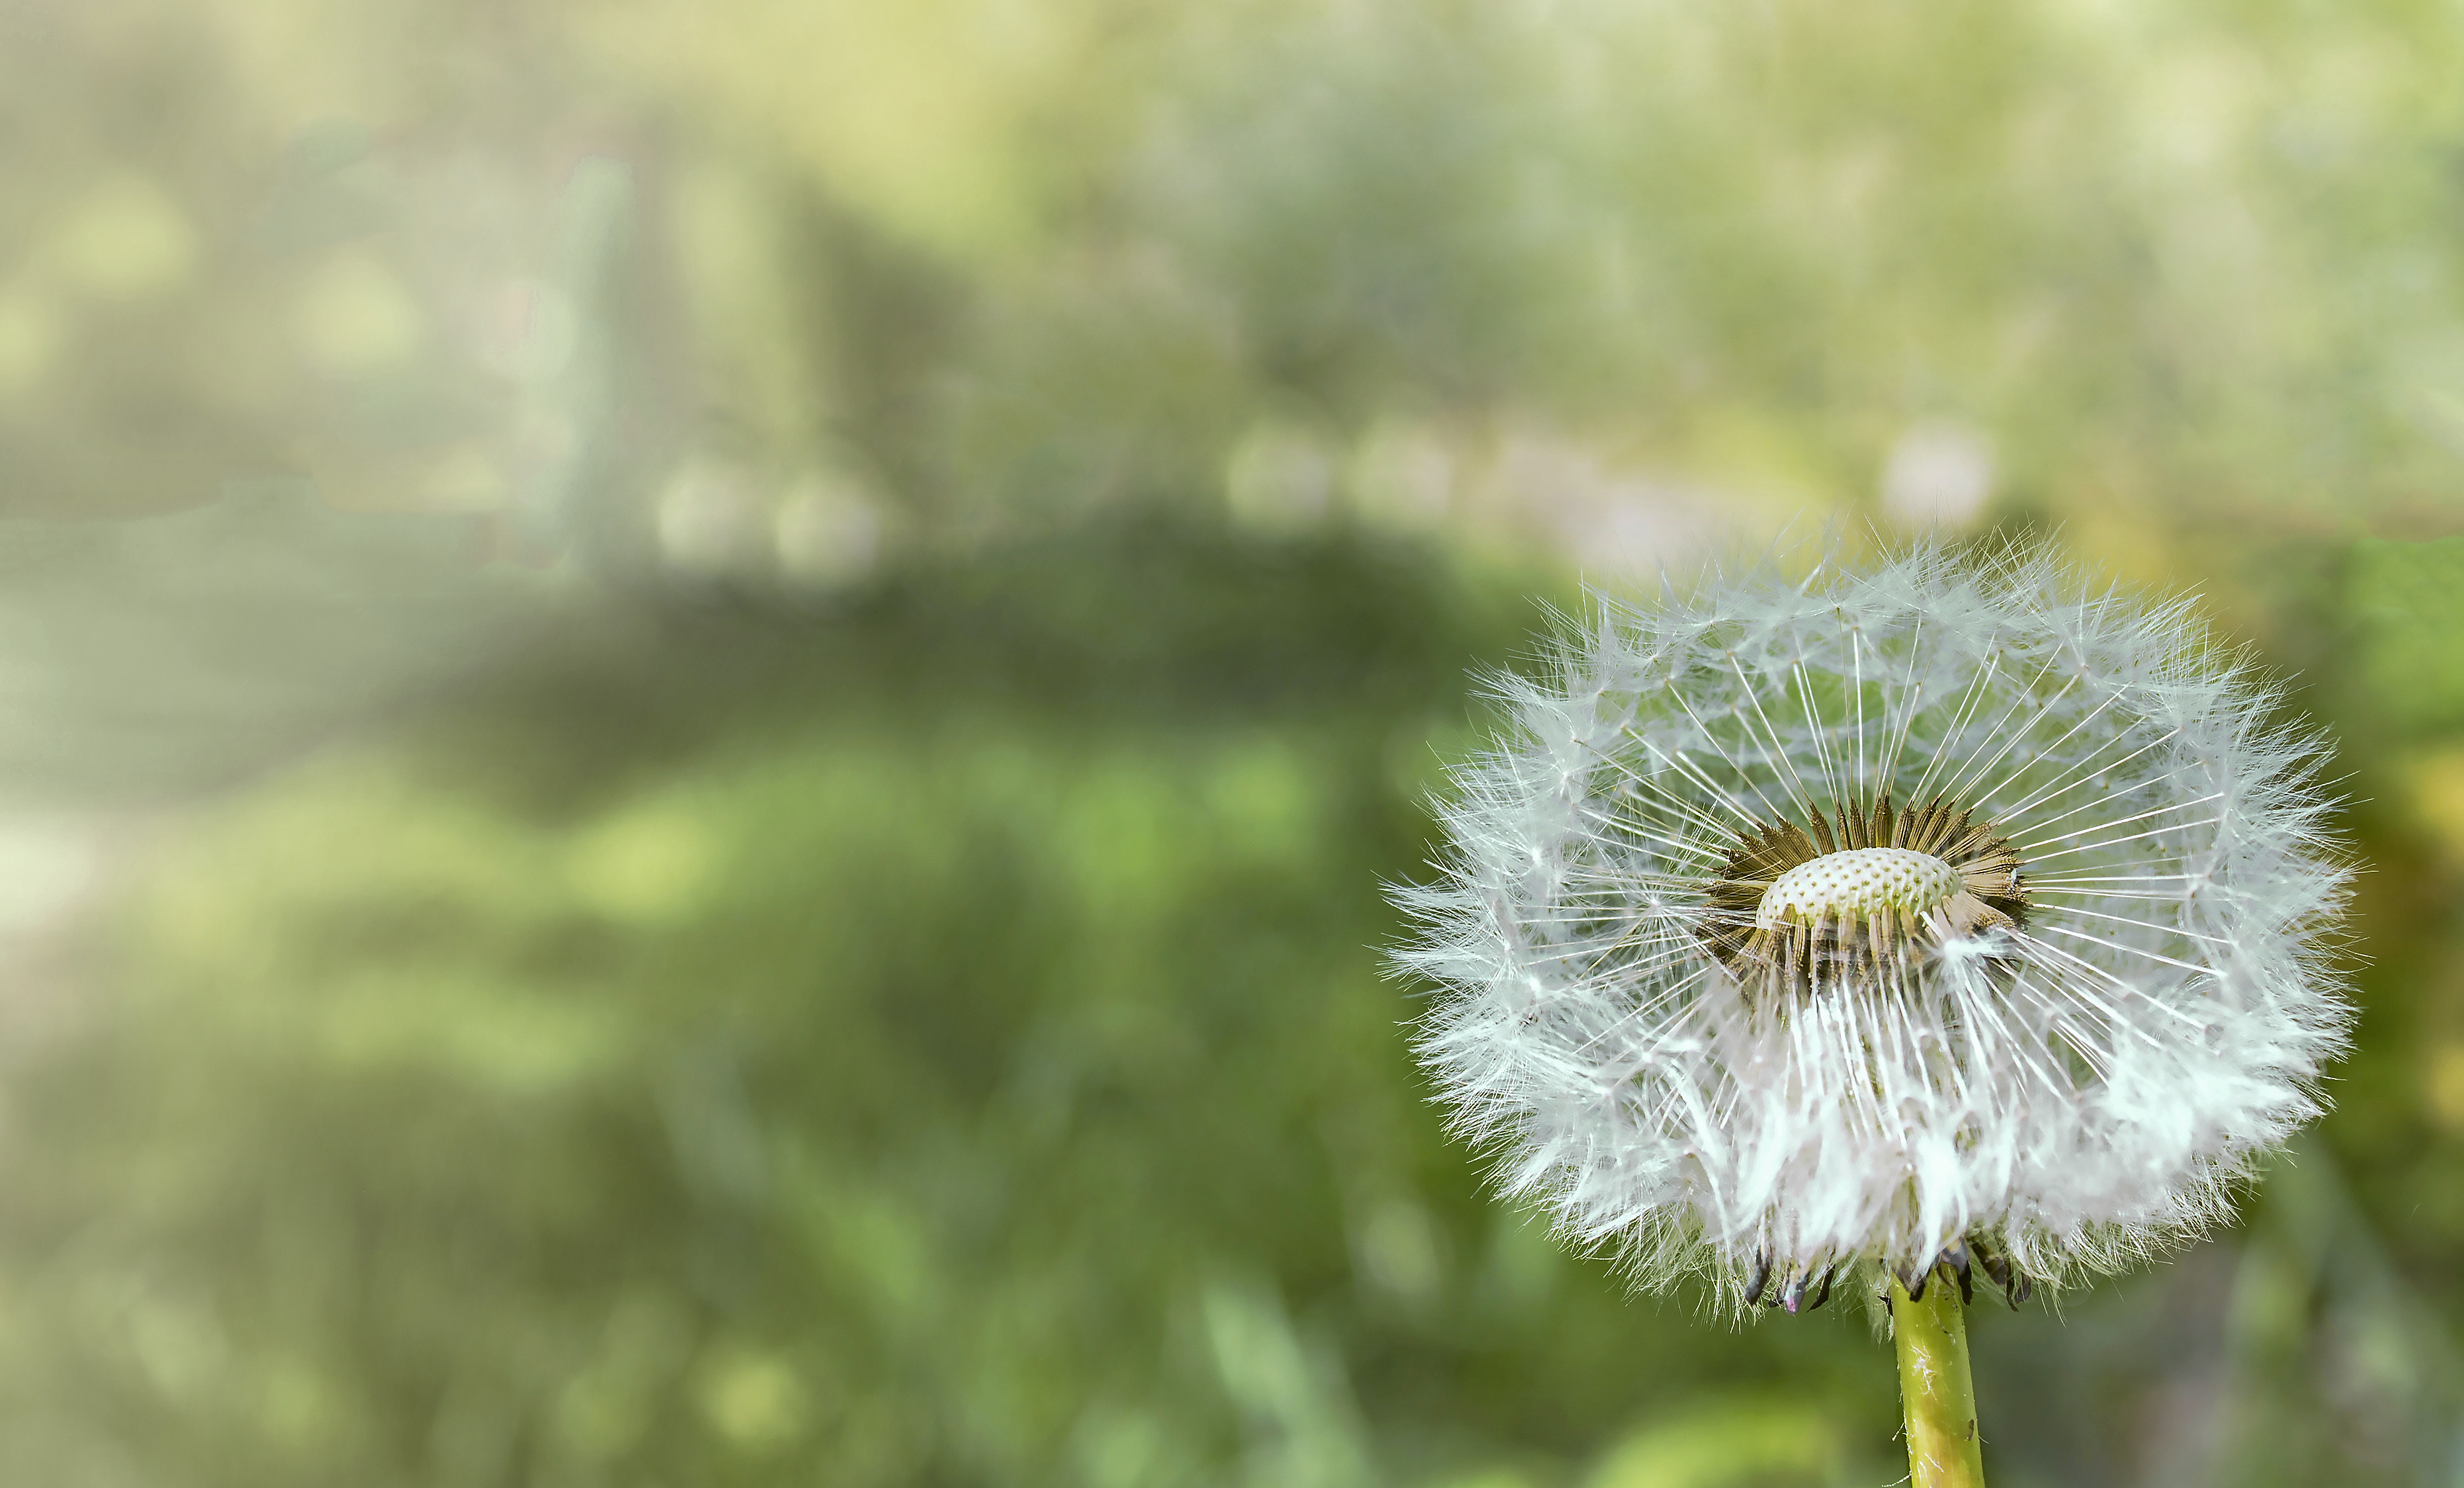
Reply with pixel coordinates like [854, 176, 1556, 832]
[1394, 545, 2350, 1313]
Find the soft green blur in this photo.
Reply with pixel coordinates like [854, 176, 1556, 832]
[3, 2, 2464, 1485]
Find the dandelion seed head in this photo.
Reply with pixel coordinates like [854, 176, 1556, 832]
[1391, 542, 2352, 1314]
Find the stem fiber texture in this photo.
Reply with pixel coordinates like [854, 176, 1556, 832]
[1890, 1276, 1986, 1488]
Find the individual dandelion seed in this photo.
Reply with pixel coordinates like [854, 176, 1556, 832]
[1389, 543, 2350, 1487]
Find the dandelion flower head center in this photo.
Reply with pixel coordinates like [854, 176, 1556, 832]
[1755, 847, 1961, 930]
[1701, 793, 2026, 992]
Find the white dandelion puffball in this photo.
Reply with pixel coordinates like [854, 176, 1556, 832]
[1394, 545, 2350, 1315]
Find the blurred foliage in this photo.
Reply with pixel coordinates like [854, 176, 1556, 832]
[4, 0, 2464, 1485]
[0, 533, 1916, 1487]
[0, 526, 2453, 1488]
[2347, 536, 2464, 735]
[9, 0, 2464, 558]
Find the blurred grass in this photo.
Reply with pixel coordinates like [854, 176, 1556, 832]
[0, 521, 2451, 1486]
[0, 530, 1911, 1487]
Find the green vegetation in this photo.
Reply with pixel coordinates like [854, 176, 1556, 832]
[0, 527, 2448, 1486]
[0, 535, 1902, 1487]
[3, 0, 2464, 1482]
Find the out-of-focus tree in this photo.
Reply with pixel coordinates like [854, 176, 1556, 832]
[7, 0, 2464, 572]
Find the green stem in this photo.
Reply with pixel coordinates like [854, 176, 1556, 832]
[1890, 1274, 1987, 1488]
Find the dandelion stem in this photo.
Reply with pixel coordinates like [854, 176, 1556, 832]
[1890, 1274, 1987, 1488]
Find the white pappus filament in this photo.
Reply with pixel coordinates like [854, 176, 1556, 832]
[1389, 543, 2351, 1315]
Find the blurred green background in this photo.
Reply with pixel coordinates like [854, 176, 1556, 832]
[3, 1, 2464, 1484]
